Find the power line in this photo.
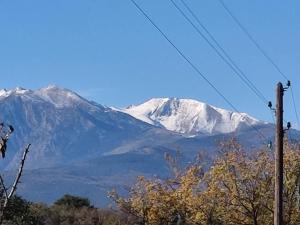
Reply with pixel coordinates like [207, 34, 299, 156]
[290, 86, 300, 129]
[270, 110, 275, 125]
[170, 0, 268, 106]
[171, 0, 276, 128]
[217, 0, 288, 80]
[217, 0, 300, 129]
[177, 0, 269, 105]
[129, 0, 268, 141]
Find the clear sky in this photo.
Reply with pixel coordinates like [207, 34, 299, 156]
[1, 0, 300, 126]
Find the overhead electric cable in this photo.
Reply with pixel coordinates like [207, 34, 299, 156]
[169, 0, 268, 106]
[217, 0, 300, 129]
[217, 0, 288, 80]
[129, 0, 268, 141]
[176, 0, 276, 127]
[290, 87, 300, 129]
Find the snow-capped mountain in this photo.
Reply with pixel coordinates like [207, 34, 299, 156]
[122, 98, 266, 135]
[0, 85, 167, 170]
[0, 85, 97, 108]
[0, 86, 278, 206]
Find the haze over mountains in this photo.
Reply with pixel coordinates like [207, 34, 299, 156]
[0, 86, 286, 205]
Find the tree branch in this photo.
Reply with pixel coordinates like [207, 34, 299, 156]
[4, 144, 31, 208]
[0, 175, 8, 201]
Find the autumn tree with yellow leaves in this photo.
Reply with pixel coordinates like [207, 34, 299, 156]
[110, 139, 300, 225]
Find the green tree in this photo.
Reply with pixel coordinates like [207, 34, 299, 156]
[54, 195, 91, 209]
[2, 195, 42, 225]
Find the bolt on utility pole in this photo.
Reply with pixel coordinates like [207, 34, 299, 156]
[274, 82, 284, 225]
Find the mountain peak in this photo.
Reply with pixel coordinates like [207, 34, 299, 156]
[38, 85, 73, 93]
[15, 86, 28, 91]
[0, 87, 32, 98]
[35, 85, 87, 108]
[123, 98, 264, 135]
[0, 85, 90, 109]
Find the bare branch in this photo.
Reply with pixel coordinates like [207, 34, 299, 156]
[0, 175, 8, 201]
[4, 144, 31, 208]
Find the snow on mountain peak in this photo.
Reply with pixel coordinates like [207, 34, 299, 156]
[38, 85, 74, 94]
[15, 87, 28, 93]
[0, 89, 9, 97]
[122, 98, 264, 135]
[0, 86, 266, 136]
[0, 85, 90, 108]
[0, 87, 32, 98]
[34, 85, 88, 108]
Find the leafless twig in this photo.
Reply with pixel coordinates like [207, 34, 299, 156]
[3, 144, 31, 208]
[0, 144, 30, 225]
[0, 176, 8, 201]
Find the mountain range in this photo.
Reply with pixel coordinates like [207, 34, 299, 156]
[0, 86, 290, 206]
[122, 98, 265, 135]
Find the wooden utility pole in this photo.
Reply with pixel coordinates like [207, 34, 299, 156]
[274, 82, 284, 225]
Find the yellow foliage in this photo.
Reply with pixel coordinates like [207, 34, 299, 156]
[110, 139, 300, 225]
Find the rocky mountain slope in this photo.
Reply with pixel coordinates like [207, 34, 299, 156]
[0, 86, 164, 170]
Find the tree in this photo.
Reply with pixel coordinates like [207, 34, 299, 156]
[0, 195, 133, 225]
[54, 194, 91, 209]
[31, 195, 133, 225]
[198, 140, 274, 224]
[110, 138, 300, 225]
[2, 195, 42, 225]
[109, 163, 203, 224]
[0, 124, 31, 224]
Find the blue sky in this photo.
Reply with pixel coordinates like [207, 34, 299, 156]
[1, 0, 300, 126]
